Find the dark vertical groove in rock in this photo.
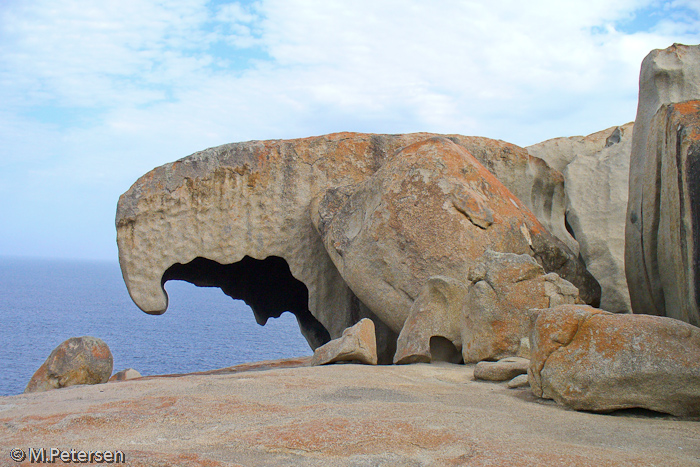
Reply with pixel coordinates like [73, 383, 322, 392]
[686, 141, 700, 317]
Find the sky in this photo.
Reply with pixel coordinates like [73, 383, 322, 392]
[0, 0, 698, 262]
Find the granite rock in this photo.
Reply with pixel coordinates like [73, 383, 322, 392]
[109, 368, 142, 382]
[25, 336, 113, 393]
[529, 304, 700, 417]
[392, 251, 579, 365]
[527, 123, 634, 313]
[313, 137, 598, 349]
[116, 131, 596, 362]
[474, 357, 530, 382]
[625, 43, 700, 324]
[310, 318, 378, 366]
[507, 374, 530, 389]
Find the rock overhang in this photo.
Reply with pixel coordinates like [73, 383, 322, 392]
[116, 131, 599, 360]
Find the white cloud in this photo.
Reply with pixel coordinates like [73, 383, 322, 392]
[0, 0, 698, 259]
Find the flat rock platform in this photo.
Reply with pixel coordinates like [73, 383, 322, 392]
[1, 360, 699, 466]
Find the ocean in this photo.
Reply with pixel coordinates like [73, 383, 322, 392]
[0, 256, 313, 396]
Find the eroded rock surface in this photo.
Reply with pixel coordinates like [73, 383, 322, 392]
[3, 363, 699, 466]
[528, 123, 634, 313]
[117, 132, 595, 360]
[312, 137, 598, 340]
[529, 304, 700, 417]
[393, 251, 579, 364]
[25, 336, 113, 393]
[310, 318, 378, 366]
[626, 43, 700, 324]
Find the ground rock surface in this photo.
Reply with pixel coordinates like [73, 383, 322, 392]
[24, 336, 113, 394]
[2, 362, 699, 466]
[529, 304, 700, 417]
[626, 43, 700, 324]
[527, 123, 633, 313]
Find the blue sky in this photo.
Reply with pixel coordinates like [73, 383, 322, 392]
[1, 0, 698, 261]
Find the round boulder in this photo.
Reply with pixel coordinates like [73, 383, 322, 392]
[25, 336, 113, 393]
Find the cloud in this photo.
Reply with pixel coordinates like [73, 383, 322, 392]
[0, 0, 698, 259]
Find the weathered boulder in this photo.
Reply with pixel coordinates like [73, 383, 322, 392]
[449, 135, 576, 256]
[393, 251, 579, 364]
[310, 318, 377, 366]
[25, 336, 113, 393]
[116, 132, 595, 362]
[312, 137, 598, 339]
[109, 368, 142, 382]
[529, 304, 700, 417]
[473, 357, 529, 382]
[626, 43, 700, 325]
[527, 123, 634, 313]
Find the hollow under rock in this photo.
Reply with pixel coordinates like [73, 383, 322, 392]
[162, 255, 331, 349]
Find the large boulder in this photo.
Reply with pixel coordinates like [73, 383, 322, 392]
[527, 123, 634, 313]
[116, 132, 594, 362]
[625, 43, 700, 325]
[393, 251, 579, 364]
[529, 304, 700, 417]
[25, 336, 113, 393]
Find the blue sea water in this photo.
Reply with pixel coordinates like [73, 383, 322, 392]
[0, 257, 313, 396]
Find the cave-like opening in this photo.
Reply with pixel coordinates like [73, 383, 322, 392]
[429, 336, 464, 364]
[162, 256, 331, 350]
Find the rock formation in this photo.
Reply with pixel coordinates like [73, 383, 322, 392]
[626, 43, 700, 325]
[117, 132, 597, 363]
[310, 318, 378, 366]
[392, 250, 580, 364]
[527, 123, 634, 313]
[529, 304, 700, 417]
[25, 336, 113, 393]
[311, 137, 597, 332]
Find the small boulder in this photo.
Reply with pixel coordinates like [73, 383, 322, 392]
[529, 305, 700, 417]
[507, 374, 530, 389]
[25, 336, 113, 393]
[474, 357, 529, 382]
[310, 318, 378, 366]
[109, 368, 142, 382]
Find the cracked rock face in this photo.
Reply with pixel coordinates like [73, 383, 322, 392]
[626, 43, 700, 325]
[117, 132, 588, 358]
[529, 304, 700, 417]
